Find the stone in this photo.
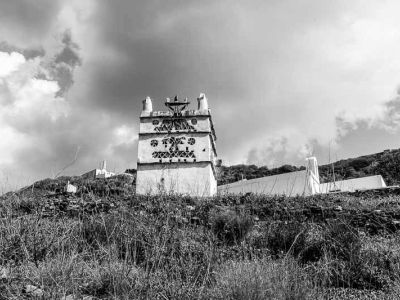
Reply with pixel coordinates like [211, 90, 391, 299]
[186, 205, 195, 211]
[334, 205, 343, 211]
[24, 284, 43, 297]
[0, 266, 9, 279]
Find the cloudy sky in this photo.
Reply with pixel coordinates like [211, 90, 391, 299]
[1, 0, 400, 191]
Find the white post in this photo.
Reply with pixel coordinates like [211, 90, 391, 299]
[197, 93, 209, 110]
[306, 157, 320, 195]
[142, 96, 153, 112]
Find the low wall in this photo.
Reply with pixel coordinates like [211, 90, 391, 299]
[320, 175, 387, 193]
[218, 170, 312, 196]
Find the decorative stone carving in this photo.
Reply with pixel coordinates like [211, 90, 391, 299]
[152, 137, 196, 159]
[154, 118, 195, 132]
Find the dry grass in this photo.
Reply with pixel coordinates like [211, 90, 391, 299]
[1, 182, 400, 299]
[212, 258, 317, 300]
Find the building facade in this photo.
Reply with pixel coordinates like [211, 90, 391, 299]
[136, 94, 218, 196]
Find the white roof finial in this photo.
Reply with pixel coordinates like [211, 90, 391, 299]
[197, 93, 209, 110]
[142, 96, 153, 112]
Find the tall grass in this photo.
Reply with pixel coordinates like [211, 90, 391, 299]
[0, 189, 400, 298]
[212, 258, 316, 300]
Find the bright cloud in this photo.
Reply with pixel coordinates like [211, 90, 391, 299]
[0, 52, 25, 76]
[0, 51, 68, 165]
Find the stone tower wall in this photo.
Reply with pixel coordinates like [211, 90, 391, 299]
[136, 95, 217, 196]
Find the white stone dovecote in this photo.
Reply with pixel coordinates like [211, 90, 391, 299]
[136, 94, 217, 196]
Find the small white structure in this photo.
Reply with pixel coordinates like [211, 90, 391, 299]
[320, 175, 387, 193]
[136, 94, 218, 196]
[81, 160, 115, 179]
[64, 181, 77, 193]
[218, 157, 320, 197]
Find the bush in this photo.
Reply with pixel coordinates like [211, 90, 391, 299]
[323, 221, 361, 262]
[210, 209, 253, 245]
[299, 223, 325, 263]
[358, 235, 400, 290]
[308, 221, 394, 290]
[265, 221, 306, 257]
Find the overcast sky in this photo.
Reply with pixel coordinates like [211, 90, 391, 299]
[1, 0, 400, 191]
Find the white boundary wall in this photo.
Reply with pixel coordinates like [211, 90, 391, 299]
[320, 175, 387, 193]
[217, 157, 388, 196]
[218, 170, 311, 196]
[218, 157, 321, 196]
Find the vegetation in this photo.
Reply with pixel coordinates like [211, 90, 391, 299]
[1, 176, 400, 299]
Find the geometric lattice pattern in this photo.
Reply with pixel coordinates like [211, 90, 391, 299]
[151, 136, 196, 159]
[154, 118, 195, 132]
[152, 149, 196, 159]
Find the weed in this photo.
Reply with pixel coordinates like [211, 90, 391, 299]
[212, 258, 316, 300]
[210, 208, 253, 245]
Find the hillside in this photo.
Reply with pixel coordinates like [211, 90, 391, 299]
[1, 150, 399, 299]
[218, 148, 400, 186]
[1, 175, 400, 298]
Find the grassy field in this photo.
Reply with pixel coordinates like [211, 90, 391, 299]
[1, 176, 400, 299]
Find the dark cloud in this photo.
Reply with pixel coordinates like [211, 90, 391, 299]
[1, 0, 400, 192]
[0, 0, 62, 46]
[78, 0, 357, 166]
[0, 41, 45, 59]
[32, 30, 82, 97]
[51, 30, 82, 97]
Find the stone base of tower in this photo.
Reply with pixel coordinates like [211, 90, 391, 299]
[136, 162, 217, 197]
